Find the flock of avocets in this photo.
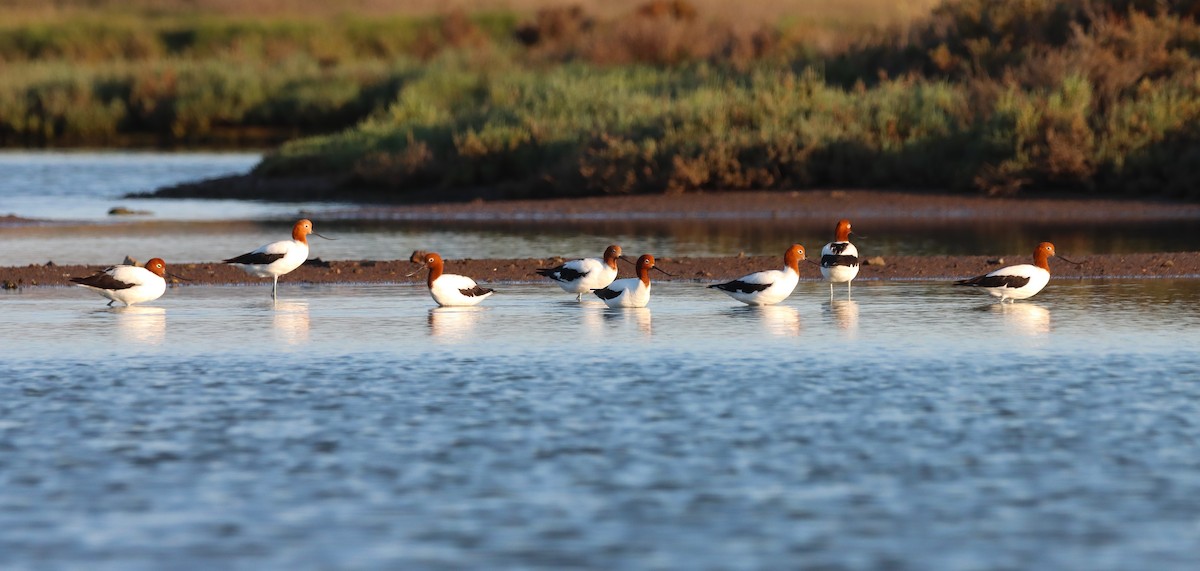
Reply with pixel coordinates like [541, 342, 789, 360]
[69, 218, 1080, 308]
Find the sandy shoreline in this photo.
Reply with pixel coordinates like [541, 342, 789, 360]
[145, 180, 1200, 221]
[4, 252, 1197, 291]
[6, 190, 1200, 289]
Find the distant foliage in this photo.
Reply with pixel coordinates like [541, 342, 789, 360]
[7, 0, 1200, 198]
[0, 11, 513, 64]
[826, 0, 1200, 197]
[259, 65, 978, 196]
[514, 1, 779, 68]
[0, 59, 410, 146]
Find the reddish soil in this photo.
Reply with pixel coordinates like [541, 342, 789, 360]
[6, 190, 1199, 290]
[4, 252, 1197, 291]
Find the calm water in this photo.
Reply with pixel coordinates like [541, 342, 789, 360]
[3, 280, 1200, 570]
[0, 151, 293, 220]
[4, 152, 1200, 266]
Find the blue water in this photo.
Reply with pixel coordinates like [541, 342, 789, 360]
[3, 280, 1200, 570]
[0, 151, 287, 220]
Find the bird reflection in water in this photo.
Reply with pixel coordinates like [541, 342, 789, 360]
[272, 300, 310, 345]
[990, 303, 1051, 336]
[755, 304, 802, 337]
[428, 306, 484, 343]
[602, 307, 653, 338]
[724, 305, 802, 337]
[580, 305, 607, 339]
[826, 299, 859, 334]
[112, 306, 166, 345]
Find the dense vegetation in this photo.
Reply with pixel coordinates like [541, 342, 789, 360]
[6, 0, 1200, 199]
[0, 10, 515, 146]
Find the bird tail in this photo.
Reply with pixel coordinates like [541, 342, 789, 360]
[591, 287, 620, 300]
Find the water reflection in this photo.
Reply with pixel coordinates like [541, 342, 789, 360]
[272, 301, 310, 345]
[991, 303, 1051, 336]
[603, 307, 653, 338]
[579, 303, 607, 339]
[826, 300, 860, 334]
[111, 306, 166, 345]
[759, 305, 802, 336]
[723, 305, 802, 337]
[428, 306, 484, 342]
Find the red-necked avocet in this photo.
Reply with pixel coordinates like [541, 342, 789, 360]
[224, 219, 334, 298]
[709, 244, 807, 306]
[537, 244, 628, 301]
[70, 257, 185, 306]
[955, 241, 1080, 302]
[410, 252, 494, 307]
[820, 219, 860, 298]
[592, 254, 671, 308]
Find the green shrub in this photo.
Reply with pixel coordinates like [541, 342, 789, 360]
[9, 0, 1200, 200]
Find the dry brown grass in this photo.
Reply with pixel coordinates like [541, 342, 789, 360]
[1, 0, 942, 28]
[514, 1, 779, 66]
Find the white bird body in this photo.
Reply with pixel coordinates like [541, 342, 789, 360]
[596, 276, 651, 308]
[418, 252, 494, 307]
[538, 245, 623, 300]
[71, 258, 168, 306]
[819, 242, 860, 282]
[231, 238, 309, 279]
[593, 254, 659, 308]
[820, 219, 860, 297]
[431, 273, 494, 307]
[965, 264, 1049, 301]
[711, 244, 805, 306]
[956, 242, 1067, 303]
[225, 219, 329, 298]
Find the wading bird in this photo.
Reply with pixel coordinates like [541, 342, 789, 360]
[820, 219, 859, 299]
[592, 254, 671, 308]
[709, 244, 807, 306]
[224, 219, 334, 299]
[411, 252, 494, 307]
[537, 244, 628, 301]
[70, 257, 184, 306]
[955, 242, 1080, 302]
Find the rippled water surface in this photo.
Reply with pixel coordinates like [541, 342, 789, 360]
[4, 152, 1200, 265]
[3, 280, 1200, 570]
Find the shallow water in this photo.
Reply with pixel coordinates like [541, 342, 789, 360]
[0, 151, 292, 220]
[4, 152, 1200, 266]
[3, 280, 1200, 570]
